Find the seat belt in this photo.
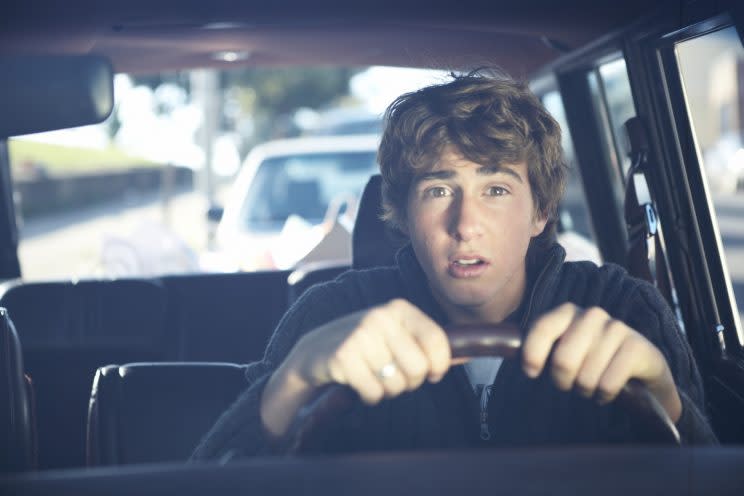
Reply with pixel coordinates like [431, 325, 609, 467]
[623, 117, 685, 332]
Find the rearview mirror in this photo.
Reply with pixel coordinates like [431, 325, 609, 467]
[0, 55, 114, 138]
[732, 2, 744, 47]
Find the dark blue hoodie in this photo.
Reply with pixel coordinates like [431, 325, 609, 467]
[192, 243, 717, 461]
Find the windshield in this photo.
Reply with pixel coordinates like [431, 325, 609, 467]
[239, 151, 378, 228]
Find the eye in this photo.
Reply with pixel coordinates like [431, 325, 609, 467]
[486, 186, 509, 196]
[424, 186, 450, 198]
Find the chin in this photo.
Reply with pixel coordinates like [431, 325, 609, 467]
[440, 285, 492, 308]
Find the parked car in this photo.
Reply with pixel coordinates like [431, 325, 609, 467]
[205, 134, 380, 271]
[302, 108, 383, 136]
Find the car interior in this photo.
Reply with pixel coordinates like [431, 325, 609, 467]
[1, 0, 744, 494]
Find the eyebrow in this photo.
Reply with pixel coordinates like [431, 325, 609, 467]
[415, 165, 524, 184]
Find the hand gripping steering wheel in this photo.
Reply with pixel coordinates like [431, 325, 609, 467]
[279, 323, 681, 453]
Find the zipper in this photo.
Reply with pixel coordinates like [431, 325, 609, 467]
[453, 248, 560, 443]
[478, 249, 558, 442]
[479, 384, 493, 441]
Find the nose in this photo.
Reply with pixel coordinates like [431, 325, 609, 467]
[449, 192, 484, 242]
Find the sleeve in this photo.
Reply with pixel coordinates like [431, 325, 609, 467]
[190, 281, 357, 462]
[627, 283, 718, 444]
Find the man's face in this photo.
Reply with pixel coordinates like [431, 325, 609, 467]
[404, 146, 547, 323]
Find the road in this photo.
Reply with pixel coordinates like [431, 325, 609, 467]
[17, 187, 220, 280]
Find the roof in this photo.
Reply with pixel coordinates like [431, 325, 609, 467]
[0, 0, 663, 75]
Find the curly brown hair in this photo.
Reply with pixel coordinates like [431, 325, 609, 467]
[378, 70, 568, 248]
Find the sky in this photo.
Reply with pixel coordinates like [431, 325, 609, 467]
[350, 66, 449, 113]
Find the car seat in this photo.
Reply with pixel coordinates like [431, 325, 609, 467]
[351, 174, 405, 269]
[86, 362, 247, 465]
[0, 279, 169, 469]
[0, 307, 37, 472]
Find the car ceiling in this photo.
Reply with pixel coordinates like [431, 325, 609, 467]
[1, 0, 668, 75]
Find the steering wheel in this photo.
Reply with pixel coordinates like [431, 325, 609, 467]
[279, 323, 680, 454]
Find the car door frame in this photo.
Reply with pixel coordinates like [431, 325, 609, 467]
[634, 8, 744, 442]
[532, 0, 744, 442]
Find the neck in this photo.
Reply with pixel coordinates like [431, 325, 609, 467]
[436, 266, 528, 325]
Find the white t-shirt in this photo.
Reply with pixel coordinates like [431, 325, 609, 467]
[463, 356, 503, 392]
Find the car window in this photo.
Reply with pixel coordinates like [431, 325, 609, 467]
[8, 66, 447, 279]
[676, 25, 744, 344]
[541, 91, 596, 240]
[9, 72, 231, 280]
[597, 58, 637, 179]
[581, 57, 639, 198]
[239, 151, 378, 227]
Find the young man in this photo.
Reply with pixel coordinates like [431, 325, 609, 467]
[192, 72, 716, 460]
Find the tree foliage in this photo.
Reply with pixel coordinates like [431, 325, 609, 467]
[225, 67, 360, 115]
[128, 66, 363, 150]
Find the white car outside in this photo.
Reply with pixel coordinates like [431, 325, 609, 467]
[209, 134, 381, 271]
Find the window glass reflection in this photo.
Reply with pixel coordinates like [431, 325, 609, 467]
[676, 26, 744, 343]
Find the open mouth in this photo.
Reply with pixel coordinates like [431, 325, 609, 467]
[448, 256, 490, 278]
[453, 259, 486, 266]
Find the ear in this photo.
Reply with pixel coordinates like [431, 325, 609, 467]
[530, 213, 548, 237]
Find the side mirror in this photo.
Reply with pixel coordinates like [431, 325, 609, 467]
[0, 55, 114, 138]
[207, 205, 224, 223]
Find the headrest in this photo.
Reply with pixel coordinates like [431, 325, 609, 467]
[87, 362, 247, 465]
[352, 175, 405, 269]
[0, 308, 35, 472]
[0, 279, 167, 348]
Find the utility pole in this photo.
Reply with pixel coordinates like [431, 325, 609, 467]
[190, 69, 220, 248]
